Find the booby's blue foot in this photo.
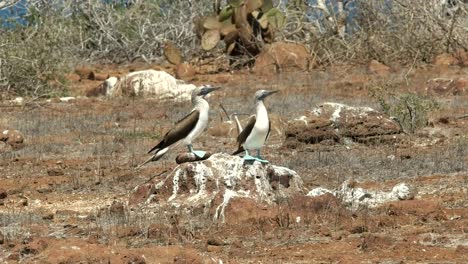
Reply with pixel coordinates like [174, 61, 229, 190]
[255, 156, 269, 163]
[191, 150, 207, 158]
[243, 154, 257, 161]
[187, 144, 206, 158]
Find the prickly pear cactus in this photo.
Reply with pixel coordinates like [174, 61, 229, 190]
[196, 0, 286, 60]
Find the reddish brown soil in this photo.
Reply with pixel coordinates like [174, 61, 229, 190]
[0, 62, 467, 263]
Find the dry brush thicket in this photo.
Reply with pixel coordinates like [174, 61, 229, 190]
[0, 0, 467, 96]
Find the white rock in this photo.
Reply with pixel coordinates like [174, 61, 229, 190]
[12, 97, 24, 105]
[307, 180, 416, 210]
[307, 187, 334, 197]
[131, 153, 305, 223]
[104, 69, 196, 101]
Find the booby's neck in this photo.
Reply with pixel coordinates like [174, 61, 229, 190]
[255, 99, 268, 123]
[192, 95, 209, 112]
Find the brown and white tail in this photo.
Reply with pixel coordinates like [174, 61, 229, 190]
[137, 147, 169, 168]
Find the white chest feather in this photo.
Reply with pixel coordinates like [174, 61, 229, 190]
[245, 102, 269, 150]
[184, 98, 209, 144]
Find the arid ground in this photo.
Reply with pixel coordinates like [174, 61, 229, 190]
[1, 62, 467, 263]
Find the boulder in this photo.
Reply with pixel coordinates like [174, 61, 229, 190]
[254, 42, 311, 74]
[433, 53, 458, 66]
[426, 77, 467, 96]
[102, 69, 197, 101]
[308, 180, 416, 210]
[129, 153, 305, 223]
[284, 102, 402, 146]
[175, 63, 196, 80]
[0, 129, 24, 149]
[368, 60, 391, 76]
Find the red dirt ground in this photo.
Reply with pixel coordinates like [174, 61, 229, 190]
[0, 61, 467, 263]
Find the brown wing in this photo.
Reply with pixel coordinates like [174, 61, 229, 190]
[148, 110, 199, 153]
[266, 120, 271, 141]
[237, 115, 256, 146]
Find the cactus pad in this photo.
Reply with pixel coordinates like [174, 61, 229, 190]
[164, 42, 183, 65]
[203, 16, 222, 30]
[202, 29, 221, 51]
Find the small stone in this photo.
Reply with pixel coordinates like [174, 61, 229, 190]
[207, 245, 223, 252]
[0, 231, 4, 244]
[368, 60, 391, 76]
[47, 168, 64, 176]
[176, 63, 196, 80]
[0, 188, 7, 199]
[207, 237, 225, 246]
[8, 253, 20, 261]
[42, 213, 54, 220]
[19, 199, 28, 207]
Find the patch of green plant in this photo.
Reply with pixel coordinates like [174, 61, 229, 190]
[371, 89, 439, 133]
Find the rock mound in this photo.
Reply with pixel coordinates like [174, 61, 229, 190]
[285, 102, 402, 147]
[129, 153, 305, 222]
[0, 129, 24, 149]
[254, 42, 311, 75]
[308, 180, 416, 210]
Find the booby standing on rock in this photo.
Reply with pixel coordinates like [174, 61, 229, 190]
[142, 85, 221, 165]
[232, 90, 278, 163]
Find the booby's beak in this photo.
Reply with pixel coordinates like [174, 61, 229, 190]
[260, 90, 278, 99]
[199, 86, 221, 96]
[266, 90, 278, 96]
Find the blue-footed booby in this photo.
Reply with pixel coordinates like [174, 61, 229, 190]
[142, 85, 220, 165]
[232, 90, 278, 163]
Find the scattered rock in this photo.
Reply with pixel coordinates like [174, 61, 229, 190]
[426, 77, 466, 96]
[433, 53, 458, 66]
[11, 97, 24, 106]
[175, 63, 196, 80]
[20, 239, 48, 256]
[0, 188, 7, 199]
[0, 231, 4, 244]
[307, 180, 416, 209]
[88, 71, 109, 81]
[0, 129, 25, 149]
[130, 153, 305, 223]
[8, 252, 20, 261]
[368, 60, 391, 76]
[254, 42, 311, 75]
[42, 213, 54, 220]
[454, 49, 468, 66]
[207, 245, 223, 252]
[122, 254, 147, 264]
[109, 201, 126, 217]
[47, 168, 64, 176]
[74, 66, 94, 80]
[207, 237, 226, 246]
[19, 199, 28, 207]
[36, 184, 53, 194]
[285, 102, 402, 146]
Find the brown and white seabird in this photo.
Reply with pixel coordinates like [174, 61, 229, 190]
[142, 85, 220, 165]
[232, 90, 278, 163]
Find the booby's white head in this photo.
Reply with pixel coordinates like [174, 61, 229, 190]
[255, 89, 278, 101]
[191, 85, 221, 101]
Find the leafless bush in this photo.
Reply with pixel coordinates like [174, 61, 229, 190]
[282, 0, 468, 65]
[0, 0, 213, 96]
